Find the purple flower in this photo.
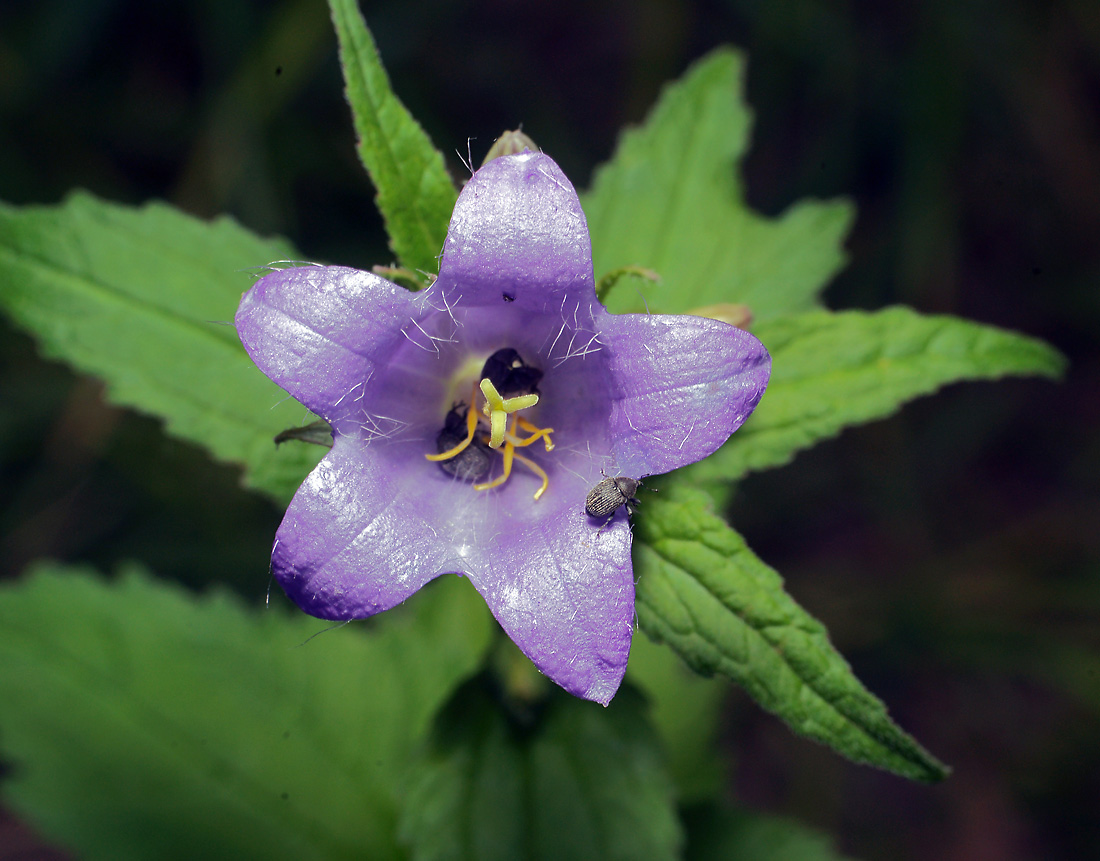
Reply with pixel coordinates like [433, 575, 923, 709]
[235, 151, 770, 705]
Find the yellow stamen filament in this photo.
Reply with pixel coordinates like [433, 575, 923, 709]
[504, 426, 554, 449]
[473, 428, 515, 492]
[515, 415, 555, 451]
[424, 382, 480, 461]
[511, 451, 549, 500]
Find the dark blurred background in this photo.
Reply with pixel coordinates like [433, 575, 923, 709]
[1, 0, 1097, 858]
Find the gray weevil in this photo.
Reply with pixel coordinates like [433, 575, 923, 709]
[585, 475, 643, 531]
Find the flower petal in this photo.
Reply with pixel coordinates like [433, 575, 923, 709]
[271, 435, 459, 619]
[463, 512, 635, 706]
[436, 152, 597, 316]
[599, 312, 771, 476]
[235, 265, 422, 421]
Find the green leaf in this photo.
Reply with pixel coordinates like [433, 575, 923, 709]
[625, 633, 728, 803]
[329, 0, 457, 278]
[0, 563, 493, 860]
[683, 803, 851, 861]
[691, 306, 1068, 481]
[582, 48, 853, 320]
[0, 192, 322, 503]
[398, 680, 682, 861]
[633, 486, 950, 782]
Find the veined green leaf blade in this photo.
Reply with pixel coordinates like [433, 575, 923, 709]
[694, 306, 1067, 481]
[684, 803, 852, 861]
[0, 192, 321, 503]
[0, 564, 493, 860]
[634, 487, 949, 782]
[398, 681, 682, 861]
[582, 48, 853, 321]
[328, 0, 456, 276]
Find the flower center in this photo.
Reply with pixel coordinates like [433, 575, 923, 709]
[425, 349, 556, 500]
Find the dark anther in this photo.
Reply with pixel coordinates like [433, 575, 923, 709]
[502, 291, 516, 302]
[436, 404, 492, 481]
[480, 348, 543, 398]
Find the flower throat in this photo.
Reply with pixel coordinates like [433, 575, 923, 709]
[425, 348, 555, 500]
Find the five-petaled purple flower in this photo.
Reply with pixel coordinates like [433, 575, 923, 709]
[235, 151, 770, 705]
